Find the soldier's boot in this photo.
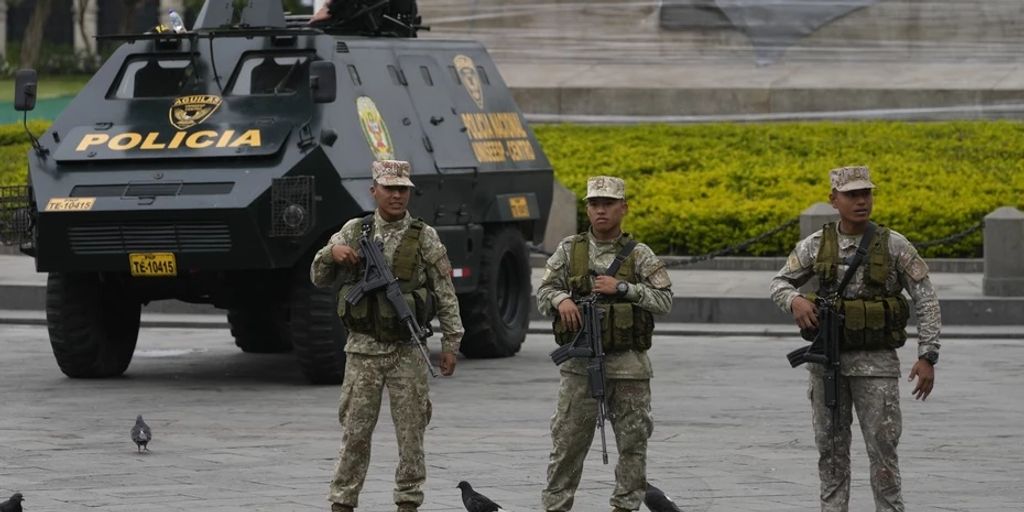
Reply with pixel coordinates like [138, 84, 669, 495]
[331, 504, 354, 512]
[611, 508, 634, 512]
[396, 503, 417, 512]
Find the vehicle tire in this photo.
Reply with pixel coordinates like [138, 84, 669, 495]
[289, 267, 347, 384]
[458, 226, 530, 358]
[228, 300, 292, 353]
[46, 272, 141, 378]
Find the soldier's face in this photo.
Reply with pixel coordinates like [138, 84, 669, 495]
[371, 183, 411, 219]
[587, 197, 627, 233]
[830, 188, 873, 224]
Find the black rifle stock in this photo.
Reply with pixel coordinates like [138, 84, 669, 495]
[549, 296, 610, 464]
[345, 232, 439, 378]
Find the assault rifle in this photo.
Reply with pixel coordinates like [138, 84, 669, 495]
[550, 295, 609, 464]
[787, 293, 842, 470]
[345, 223, 439, 378]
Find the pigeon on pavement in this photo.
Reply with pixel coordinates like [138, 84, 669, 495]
[0, 492, 24, 512]
[131, 415, 152, 453]
[456, 481, 505, 512]
[645, 482, 682, 512]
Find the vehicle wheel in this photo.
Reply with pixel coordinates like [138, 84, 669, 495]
[46, 272, 141, 378]
[458, 226, 530, 358]
[289, 267, 347, 384]
[228, 300, 292, 353]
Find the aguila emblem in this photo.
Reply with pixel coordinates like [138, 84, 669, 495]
[453, 55, 484, 110]
[169, 94, 223, 130]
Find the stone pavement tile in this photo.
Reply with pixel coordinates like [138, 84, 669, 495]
[2, 325, 1023, 511]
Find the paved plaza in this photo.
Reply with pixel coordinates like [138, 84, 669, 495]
[1, 323, 1021, 511]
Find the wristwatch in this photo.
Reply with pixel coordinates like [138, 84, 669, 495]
[615, 281, 630, 297]
[919, 351, 939, 366]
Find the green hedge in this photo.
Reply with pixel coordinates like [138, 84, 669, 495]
[3, 121, 1022, 257]
[535, 122, 1024, 257]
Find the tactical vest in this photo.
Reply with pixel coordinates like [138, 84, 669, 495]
[338, 216, 431, 343]
[813, 222, 909, 351]
[552, 233, 655, 353]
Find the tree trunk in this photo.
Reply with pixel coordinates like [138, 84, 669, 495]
[119, 0, 144, 35]
[19, 0, 55, 69]
[75, 0, 94, 58]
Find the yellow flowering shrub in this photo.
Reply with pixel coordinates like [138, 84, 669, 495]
[535, 122, 1024, 257]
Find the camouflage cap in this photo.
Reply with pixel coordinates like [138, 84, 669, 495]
[830, 166, 876, 192]
[585, 176, 626, 200]
[372, 160, 415, 188]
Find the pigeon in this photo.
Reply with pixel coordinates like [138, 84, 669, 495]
[644, 483, 682, 512]
[0, 492, 24, 512]
[131, 415, 152, 453]
[456, 481, 505, 512]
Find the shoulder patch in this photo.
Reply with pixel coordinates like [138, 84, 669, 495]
[646, 264, 672, 289]
[906, 255, 929, 282]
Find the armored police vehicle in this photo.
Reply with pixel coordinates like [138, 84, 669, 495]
[2, 0, 553, 384]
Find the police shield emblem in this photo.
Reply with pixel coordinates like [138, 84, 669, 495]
[356, 96, 395, 161]
[169, 95, 223, 130]
[453, 55, 484, 110]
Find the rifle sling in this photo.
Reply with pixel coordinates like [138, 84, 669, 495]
[604, 239, 637, 277]
[830, 222, 877, 298]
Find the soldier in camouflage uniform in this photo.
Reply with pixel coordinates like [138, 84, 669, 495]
[310, 160, 464, 512]
[769, 166, 941, 512]
[538, 176, 673, 512]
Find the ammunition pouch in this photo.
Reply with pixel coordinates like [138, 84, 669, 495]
[553, 300, 653, 353]
[839, 296, 909, 351]
[339, 284, 430, 343]
[799, 293, 909, 350]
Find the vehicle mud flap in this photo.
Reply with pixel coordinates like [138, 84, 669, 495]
[457, 226, 530, 358]
[45, 272, 141, 378]
[289, 265, 347, 384]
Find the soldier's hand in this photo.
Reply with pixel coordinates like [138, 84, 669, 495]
[791, 296, 819, 330]
[557, 298, 582, 331]
[909, 359, 935, 401]
[592, 275, 619, 296]
[309, 0, 332, 23]
[439, 352, 457, 376]
[331, 244, 360, 266]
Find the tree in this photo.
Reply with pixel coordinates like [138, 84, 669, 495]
[118, 0, 147, 35]
[19, 0, 54, 69]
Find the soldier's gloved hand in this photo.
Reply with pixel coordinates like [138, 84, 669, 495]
[439, 351, 457, 376]
[557, 298, 582, 331]
[909, 359, 935, 401]
[791, 296, 819, 330]
[592, 275, 619, 296]
[331, 244, 361, 267]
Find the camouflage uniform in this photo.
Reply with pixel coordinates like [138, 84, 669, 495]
[538, 176, 673, 512]
[769, 167, 941, 512]
[310, 160, 464, 511]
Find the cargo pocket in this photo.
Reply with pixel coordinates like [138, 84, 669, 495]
[842, 299, 866, 350]
[611, 303, 634, 352]
[339, 285, 374, 335]
[864, 300, 887, 349]
[884, 296, 909, 348]
[633, 309, 654, 351]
